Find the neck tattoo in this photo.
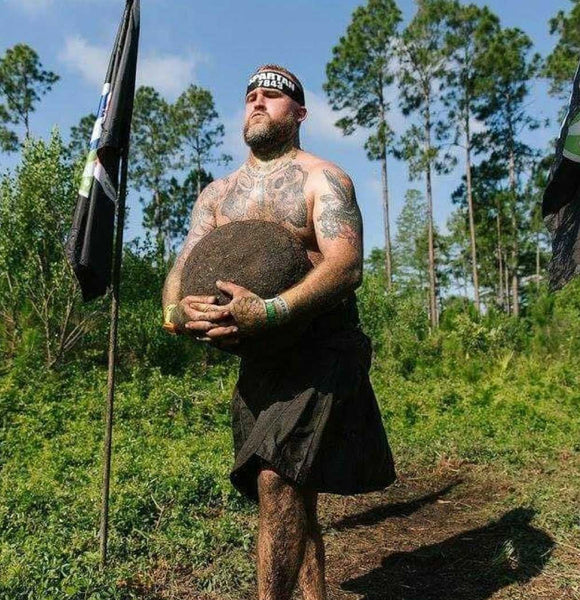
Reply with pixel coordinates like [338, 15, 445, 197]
[246, 148, 298, 179]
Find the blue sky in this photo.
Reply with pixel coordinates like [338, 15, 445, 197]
[0, 0, 570, 254]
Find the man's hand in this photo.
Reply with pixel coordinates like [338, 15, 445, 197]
[216, 280, 269, 337]
[177, 295, 234, 338]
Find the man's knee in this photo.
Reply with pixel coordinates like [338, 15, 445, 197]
[257, 460, 293, 498]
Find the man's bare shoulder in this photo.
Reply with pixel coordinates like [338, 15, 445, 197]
[296, 151, 354, 192]
[197, 168, 242, 207]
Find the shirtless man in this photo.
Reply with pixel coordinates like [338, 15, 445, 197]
[162, 65, 395, 600]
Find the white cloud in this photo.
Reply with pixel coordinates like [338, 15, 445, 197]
[60, 36, 108, 88]
[469, 115, 486, 135]
[302, 87, 408, 147]
[137, 54, 199, 98]
[302, 88, 362, 145]
[59, 35, 200, 98]
[5, 0, 53, 12]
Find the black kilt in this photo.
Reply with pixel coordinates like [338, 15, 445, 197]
[229, 304, 396, 503]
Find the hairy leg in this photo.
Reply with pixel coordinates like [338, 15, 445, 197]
[256, 461, 309, 600]
[298, 489, 327, 600]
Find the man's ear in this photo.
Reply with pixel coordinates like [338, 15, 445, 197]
[296, 106, 308, 124]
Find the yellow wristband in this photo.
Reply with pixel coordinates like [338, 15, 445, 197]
[164, 303, 177, 325]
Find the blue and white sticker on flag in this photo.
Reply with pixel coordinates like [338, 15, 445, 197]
[79, 82, 111, 198]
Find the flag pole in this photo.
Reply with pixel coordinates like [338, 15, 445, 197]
[64, 0, 139, 567]
[100, 141, 130, 568]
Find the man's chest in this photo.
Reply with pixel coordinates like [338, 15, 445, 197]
[215, 163, 315, 239]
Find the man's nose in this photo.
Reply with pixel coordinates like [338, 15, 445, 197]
[251, 91, 266, 109]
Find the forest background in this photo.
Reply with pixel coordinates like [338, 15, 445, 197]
[0, 0, 579, 598]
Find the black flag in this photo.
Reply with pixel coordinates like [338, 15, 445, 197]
[543, 59, 580, 291]
[66, 0, 140, 301]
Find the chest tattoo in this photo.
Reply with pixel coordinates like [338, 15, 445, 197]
[221, 162, 309, 230]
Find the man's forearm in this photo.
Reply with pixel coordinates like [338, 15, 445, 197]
[162, 266, 182, 311]
[277, 259, 361, 322]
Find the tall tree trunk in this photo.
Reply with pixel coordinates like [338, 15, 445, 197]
[23, 72, 30, 139]
[153, 187, 165, 264]
[508, 150, 519, 316]
[426, 164, 437, 328]
[504, 253, 510, 315]
[425, 106, 438, 329]
[464, 112, 480, 312]
[378, 102, 393, 290]
[380, 153, 393, 289]
[496, 207, 504, 309]
[536, 229, 541, 290]
[195, 136, 203, 200]
[196, 154, 202, 200]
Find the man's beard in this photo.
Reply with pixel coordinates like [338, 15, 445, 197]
[243, 112, 296, 152]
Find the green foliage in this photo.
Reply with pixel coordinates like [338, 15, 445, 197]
[67, 113, 96, 163]
[156, 169, 214, 253]
[396, 0, 457, 176]
[0, 363, 249, 598]
[0, 130, 103, 369]
[174, 84, 231, 178]
[0, 44, 59, 150]
[130, 84, 229, 259]
[130, 86, 179, 257]
[545, 0, 580, 100]
[1, 263, 579, 597]
[443, 3, 499, 140]
[324, 0, 402, 159]
[393, 189, 429, 292]
[474, 27, 541, 163]
[1, 5, 578, 597]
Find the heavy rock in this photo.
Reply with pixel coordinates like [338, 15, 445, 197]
[176, 220, 313, 356]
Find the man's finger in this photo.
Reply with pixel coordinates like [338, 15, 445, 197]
[182, 305, 230, 322]
[189, 302, 229, 315]
[205, 325, 239, 339]
[181, 295, 218, 305]
[184, 320, 215, 332]
[216, 280, 248, 297]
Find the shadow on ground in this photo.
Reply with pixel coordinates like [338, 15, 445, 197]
[340, 507, 554, 600]
[330, 481, 462, 531]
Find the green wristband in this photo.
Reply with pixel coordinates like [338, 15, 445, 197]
[265, 299, 277, 325]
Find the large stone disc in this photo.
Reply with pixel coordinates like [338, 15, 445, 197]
[176, 220, 313, 357]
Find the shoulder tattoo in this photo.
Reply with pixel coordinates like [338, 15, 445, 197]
[317, 169, 362, 251]
[190, 182, 218, 237]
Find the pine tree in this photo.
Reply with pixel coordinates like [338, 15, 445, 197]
[67, 113, 96, 163]
[396, 0, 456, 328]
[324, 0, 402, 288]
[443, 3, 500, 312]
[0, 44, 59, 151]
[129, 86, 180, 260]
[474, 27, 541, 316]
[393, 189, 429, 294]
[173, 85, 231, 200]
[545, 0, 580, 101]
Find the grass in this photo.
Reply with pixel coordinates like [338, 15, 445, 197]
[1, 295, 579, 598]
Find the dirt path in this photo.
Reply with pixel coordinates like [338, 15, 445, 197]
[317, 464, 578, 600]
[136, 464, 579, 599]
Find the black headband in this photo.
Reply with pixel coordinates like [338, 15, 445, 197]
[246, 70, 305, 106]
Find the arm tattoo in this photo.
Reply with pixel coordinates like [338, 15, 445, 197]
[190, 183, 218, 236]
[175, 182, 218, 270]
[317, 169, 362, 251]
